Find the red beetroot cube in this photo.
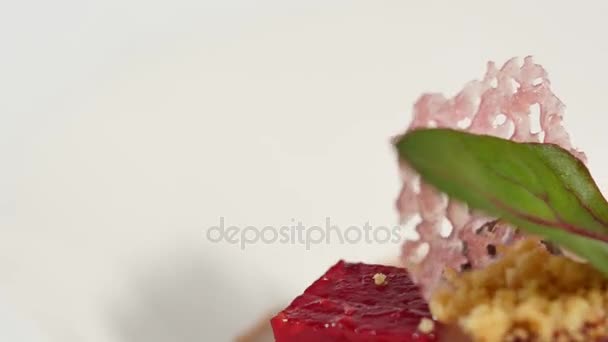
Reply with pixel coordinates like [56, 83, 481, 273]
[271, 261, 438, 342]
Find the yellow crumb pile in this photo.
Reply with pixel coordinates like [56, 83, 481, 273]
[430, 238, 608, 342]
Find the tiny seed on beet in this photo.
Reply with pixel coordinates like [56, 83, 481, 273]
[373, 273, 387, 286]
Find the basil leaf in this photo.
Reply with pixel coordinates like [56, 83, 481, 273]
[395, 128, 608, 275]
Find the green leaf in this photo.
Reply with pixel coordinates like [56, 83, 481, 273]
[395, 128, 608, 275]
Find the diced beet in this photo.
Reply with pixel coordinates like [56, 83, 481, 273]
[271, 261, 438, 342]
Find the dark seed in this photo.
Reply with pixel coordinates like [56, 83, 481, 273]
[486, 244, 497, 257]
[460, 262, 472, 271]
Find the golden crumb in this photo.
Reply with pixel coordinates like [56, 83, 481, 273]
[430, 238, 608, 342]
[418, 317, 435, 334]
[373, 272, 387, 286]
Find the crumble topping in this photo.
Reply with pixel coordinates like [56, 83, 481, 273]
[430, 239, 608, 341]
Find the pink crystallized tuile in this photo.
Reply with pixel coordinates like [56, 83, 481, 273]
[396, 56, 586, 298]
[271, 261, 438, 342]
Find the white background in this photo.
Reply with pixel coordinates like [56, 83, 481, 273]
[2, 1, 608, 341]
